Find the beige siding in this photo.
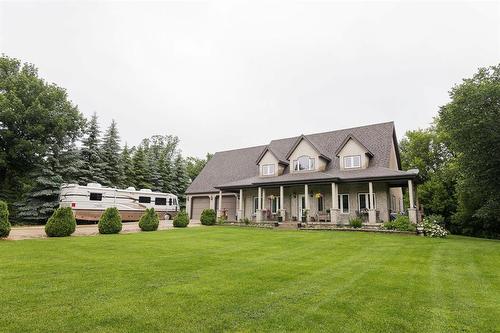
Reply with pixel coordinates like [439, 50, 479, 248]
[258, 151, 280, 176]
[288, 139, 327, 172]
[338, 139, 369, 169]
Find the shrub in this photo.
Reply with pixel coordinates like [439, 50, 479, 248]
[423, 216, 448, 238]
[45, 207, 76, 237]
[173, 211, 189, 228]
[393, 215, 416, 231]
[98, 207, 122, 234]
[424, 214, 445, 226]
[139, 208, 160, 231]
[0, 201, 11, 238]
[240, 217, 251, 225]
[349, 217, 363, 228]
[200, 209, 216, 226]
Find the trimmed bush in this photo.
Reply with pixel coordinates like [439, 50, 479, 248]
[98, 207, 122, 234]
[173, 211, 189, 228]
[139, 208, 160, 231]
[45, 207, 76, 237]
[0, 201, 11, 238]
[384, 215, 415, 231]
[200, 208, 216, 226]
[349, 217, 363, 228]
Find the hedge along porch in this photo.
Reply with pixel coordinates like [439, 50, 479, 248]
[212, 176, 419, 225]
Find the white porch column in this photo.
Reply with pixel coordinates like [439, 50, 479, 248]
[331, 182, 340, 224]
[408, 179, 414, 208]
[262, 188, 266, 220]
[218, 190, 223, 217]
[186, 195, 192, 219]
[256, 187, 262, 222]
[368, 182, 376, 224]
[408, 179, 417, 224]
[237, 189, 244, 221]
[279, 185, 286, 221]
[304, 184, 310, 222]
[209, 195, 215, 210]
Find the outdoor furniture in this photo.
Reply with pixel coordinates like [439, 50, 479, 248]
[316, 211, 330, 222]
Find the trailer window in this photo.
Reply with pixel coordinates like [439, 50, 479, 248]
[89, 193, 102, 201]
[155, 197, 167, 205]
[139, 196, 151, 203]
[174, 198, 177, 205]
[168, 198, 173, 206]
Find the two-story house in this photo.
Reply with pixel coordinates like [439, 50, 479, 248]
[185, 122, 419, 225]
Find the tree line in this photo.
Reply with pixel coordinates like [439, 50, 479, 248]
[0, 55, 210, 224]
[399, 64, 500, 238]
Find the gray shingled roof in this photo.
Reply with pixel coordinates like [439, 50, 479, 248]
[186, 122, 414, 194]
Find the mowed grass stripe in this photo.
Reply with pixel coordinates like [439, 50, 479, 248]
[0, 227, 498, 332]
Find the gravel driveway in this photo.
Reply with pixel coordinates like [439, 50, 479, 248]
[5, 220, 201, 240]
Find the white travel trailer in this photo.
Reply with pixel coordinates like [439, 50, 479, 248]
[59, 183, 179, 222]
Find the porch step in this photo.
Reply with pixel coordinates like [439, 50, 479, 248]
[278, 222, 299, 230]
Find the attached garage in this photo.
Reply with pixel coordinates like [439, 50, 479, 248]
[191, 196, 210, 220]
[216, 195, 237, 221]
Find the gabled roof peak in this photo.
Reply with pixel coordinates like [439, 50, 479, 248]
[335, 133, 374, 157]
[255, 146, 289, 165]
[284, 134, 332, 162]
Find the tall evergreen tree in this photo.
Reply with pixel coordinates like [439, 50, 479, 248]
[171, 154, 190, 206]
[158, 149, 173, 193]
[79, 113, 106, 185]
[132, 145, 151, 189]
[120, 143, 135, 188]
[100, 120, 122, 187]
[16, 149, 64, 223]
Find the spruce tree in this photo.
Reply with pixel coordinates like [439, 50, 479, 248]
[171, 154, 190, 206]
[159, 150, 174, 193]
[120, 143, 135, 188]
[132, 145, 151, 189]
[79, 113, 107, 185]
[100, 120, 122, 187]
[16, 150, 64, 223]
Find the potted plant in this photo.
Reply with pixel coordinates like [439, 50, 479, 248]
[301, 209, 309, 223]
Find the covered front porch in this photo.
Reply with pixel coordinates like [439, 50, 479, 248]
[216, 178, 418, 225]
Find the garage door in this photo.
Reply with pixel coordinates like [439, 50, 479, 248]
[191, 197, 210, 220]
[221, 196, 237, 221]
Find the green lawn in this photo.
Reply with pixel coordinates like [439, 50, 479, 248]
[0, 228, 499, 332]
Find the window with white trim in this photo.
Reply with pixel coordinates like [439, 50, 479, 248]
[293, 155, 315, 171]
[358, 193, 376, 211]
[344, 155, 361, 169]
[338, 194, 350, 214]
[271, 196, 280, 213]
[262, 164, 275, 176]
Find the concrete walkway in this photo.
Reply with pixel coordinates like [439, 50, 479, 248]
[5, 220, 201, 240]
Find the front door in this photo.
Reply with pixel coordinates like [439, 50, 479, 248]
[298, 194, 306, 218]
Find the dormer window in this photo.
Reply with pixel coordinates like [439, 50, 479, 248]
[344, 155, 361, 169]
[293, 155, 315, 171]
[262, 164, 275, 176]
